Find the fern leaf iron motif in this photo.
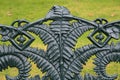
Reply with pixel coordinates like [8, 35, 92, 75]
[0, 5, 120, 80]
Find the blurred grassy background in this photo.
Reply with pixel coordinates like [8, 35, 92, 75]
[0, 0, 120, 80]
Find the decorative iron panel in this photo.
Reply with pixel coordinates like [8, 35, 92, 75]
[0, 5, 120, 80]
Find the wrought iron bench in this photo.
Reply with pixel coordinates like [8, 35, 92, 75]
[0, 5, 120, 80]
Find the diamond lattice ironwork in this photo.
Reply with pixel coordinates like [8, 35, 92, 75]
[88, 28, 112, 47]
[10, 31, 34, 50]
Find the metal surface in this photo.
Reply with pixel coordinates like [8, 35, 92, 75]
[0, 5, 120, 80]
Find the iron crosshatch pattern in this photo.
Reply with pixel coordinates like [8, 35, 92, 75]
[0, 5, 120, 80]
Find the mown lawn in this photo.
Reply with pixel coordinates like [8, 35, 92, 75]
[0, 0, 120, 80]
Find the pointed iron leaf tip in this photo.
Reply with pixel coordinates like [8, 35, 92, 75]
[46, 5, 73, 19]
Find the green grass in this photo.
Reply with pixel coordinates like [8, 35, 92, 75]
[0, 0, 120, 80]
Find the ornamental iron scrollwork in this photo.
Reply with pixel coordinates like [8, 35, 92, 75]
[0, 5, 120, 80]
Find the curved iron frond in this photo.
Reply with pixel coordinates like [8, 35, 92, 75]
[0, 46, 31, 80]
[21, 48, 61, 80]
[64, 44, 110, 80]
[94, 43, 120, 80]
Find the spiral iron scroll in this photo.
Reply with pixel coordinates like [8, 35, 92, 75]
[0, 5, 120, 80]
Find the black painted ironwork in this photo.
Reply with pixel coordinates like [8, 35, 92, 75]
[0, 5, 120, 80]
